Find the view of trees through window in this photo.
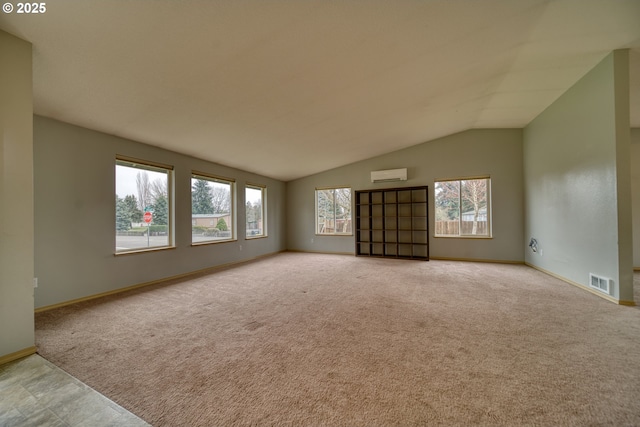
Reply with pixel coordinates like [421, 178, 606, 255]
[191, 175, 233, 243]
[116, 161, 171, 252]
[316, 188, 352, 235]
[435, 178, 490, 237]
[246, 186, 265, 237]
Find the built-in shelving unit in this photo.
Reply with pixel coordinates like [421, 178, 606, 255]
[355, 186, 429, 260]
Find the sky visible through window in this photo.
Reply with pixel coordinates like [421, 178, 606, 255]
[115, 165, 144, 199]
[116, 165, 263, 203]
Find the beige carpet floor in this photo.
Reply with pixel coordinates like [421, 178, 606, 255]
[36, 253, 640, 426]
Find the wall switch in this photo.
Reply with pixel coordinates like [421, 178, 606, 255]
[311, 238, 314, 243]
[239, 245, 242, 251]
[33, 278, 38, 288]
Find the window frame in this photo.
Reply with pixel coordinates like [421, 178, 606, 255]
[245, 183, 267, 239]
[434, 176, 492, 239]
[315, 187, 353, 236]
[115, 155, 174, 254]
[191, 171, 237, 246]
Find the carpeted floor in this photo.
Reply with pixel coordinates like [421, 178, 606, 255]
[36, 253, 640, 426]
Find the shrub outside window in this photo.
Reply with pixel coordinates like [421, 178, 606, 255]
[435, 177, 491, 237]
[115, 157, 173, 253]
[191, 173, 235, 244]
[316, 187, 352, 235]
[246, 185, 266, 238]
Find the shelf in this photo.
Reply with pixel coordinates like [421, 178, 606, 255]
[355, 185, 429, 261]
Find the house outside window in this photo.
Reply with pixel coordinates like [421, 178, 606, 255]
[115, 156, 173, 253]
[316, 187, 352, 235]
[246, 184, 266, 238]
[191, 172, 235, 244]
[435, 177, 491, 237]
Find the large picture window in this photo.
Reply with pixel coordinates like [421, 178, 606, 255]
[435, 177, 491, 237]
[316, 187, 352, 235]
[191, 173, 235, 244]
[115, 157, 173, 253]
[246, 184, 266, 238]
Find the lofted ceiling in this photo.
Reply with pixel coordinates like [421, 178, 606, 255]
[1, 0, 639, 181]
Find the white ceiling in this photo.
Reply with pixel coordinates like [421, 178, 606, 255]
[1, 0, 639, 181]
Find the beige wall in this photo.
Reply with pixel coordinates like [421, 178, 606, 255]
[34, 116, 287, 309]
[0, 31, 35, 360]
[632, 128, 640, 269]
[287, 129, 524, 262]
[523, 50, 633, 303]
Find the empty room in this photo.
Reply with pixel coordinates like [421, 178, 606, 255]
[1, 1, 640, 426]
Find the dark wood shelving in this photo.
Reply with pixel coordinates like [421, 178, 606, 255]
[355, 186, 429, 260]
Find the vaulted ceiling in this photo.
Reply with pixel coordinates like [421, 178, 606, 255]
[1, 0, 639, 181]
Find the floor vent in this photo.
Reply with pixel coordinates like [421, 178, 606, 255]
[589, 273, 611, 294]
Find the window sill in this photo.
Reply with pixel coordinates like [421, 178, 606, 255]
[434, 235, 493, 240]
[191, 238, 237, 247]
[115, 246, 176, 256]
[245, 235, 268, 240]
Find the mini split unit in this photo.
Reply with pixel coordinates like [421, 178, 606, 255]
[370, 168, 407, 183]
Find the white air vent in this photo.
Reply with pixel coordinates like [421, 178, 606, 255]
[589, 273, 611, 294]
[370, 168, 407, 183]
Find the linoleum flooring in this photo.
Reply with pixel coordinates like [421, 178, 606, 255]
[0, 354, 149, 427]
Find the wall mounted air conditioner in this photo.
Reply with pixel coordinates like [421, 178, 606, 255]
[370, 168, 407, 183]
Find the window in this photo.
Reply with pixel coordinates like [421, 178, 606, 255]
[316, 187, 352, 235]
[435, 177, 491, 237]
[191, 172, 235, 244]
[246, 184, 266, 238]
[115, 157, 173, 253]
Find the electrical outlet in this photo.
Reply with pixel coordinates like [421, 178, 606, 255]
[311, 238, 314, 243]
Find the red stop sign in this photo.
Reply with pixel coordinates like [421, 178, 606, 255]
[143, 211, 153, 223]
